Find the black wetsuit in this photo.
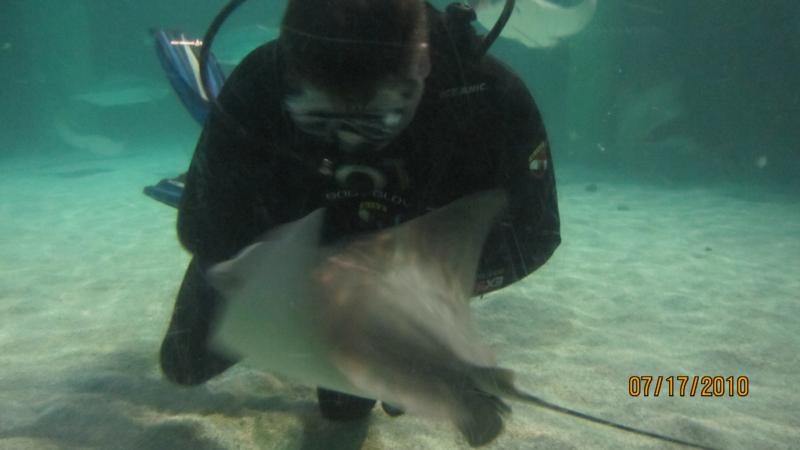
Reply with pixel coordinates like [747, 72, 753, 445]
[160, 5, 560, 417]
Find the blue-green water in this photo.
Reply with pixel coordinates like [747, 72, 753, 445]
[1, 1, 798, 449]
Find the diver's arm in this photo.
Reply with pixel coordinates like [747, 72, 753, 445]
[473, 80, 561, 295]
[177, 121, 275, 267]
[177, 46, 283, 266]
[503, 132, 561, 277]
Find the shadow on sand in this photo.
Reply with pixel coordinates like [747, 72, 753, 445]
[0, 349, 376, 450]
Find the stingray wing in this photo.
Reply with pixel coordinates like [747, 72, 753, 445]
[208, 208, 360, 394]
[395, 189, 508, 301]
[313, 190, 509, 398]
[474, 0, 597, 48]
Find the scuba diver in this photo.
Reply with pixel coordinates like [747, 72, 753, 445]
[156, 0, 560, 430]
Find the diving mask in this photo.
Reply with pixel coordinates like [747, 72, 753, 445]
[283, 67, 427, 152]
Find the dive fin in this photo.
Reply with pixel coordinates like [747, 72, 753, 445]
[142, 174, 185, 208]
[152, 28, 226, 125]
[145, 28, 225, 207]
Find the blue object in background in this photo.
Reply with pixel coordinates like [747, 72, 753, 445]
[145, 29, 226, 207]
[152, 28, 225, 126]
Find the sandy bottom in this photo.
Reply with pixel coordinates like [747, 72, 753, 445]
[0, 148, 798, 450]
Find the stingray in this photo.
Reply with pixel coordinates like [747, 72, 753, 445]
[71, 75, 169, 107]
[208, 190, 717, 449]
[471, 0, 597, 48]
[54, 119, 126, 157]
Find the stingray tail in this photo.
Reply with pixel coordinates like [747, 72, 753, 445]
[468, 366, 718, 450]
[470, 365, 519, 398]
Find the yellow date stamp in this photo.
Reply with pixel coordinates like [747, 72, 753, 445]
[629, 375, 749, 397]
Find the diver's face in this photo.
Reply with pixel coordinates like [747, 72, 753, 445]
[284, 47, 430, 152]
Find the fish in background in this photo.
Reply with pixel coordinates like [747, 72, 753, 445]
[613, 80, 699, 180]
[54, 118, 126, 157]
[470, 0, 598, 48]
[70, 75, 169, 107]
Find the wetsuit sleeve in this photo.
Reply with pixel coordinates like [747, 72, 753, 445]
[177, 49, 281, 266]
[474, 77, 561, 295]
[178, 124, 272, 265]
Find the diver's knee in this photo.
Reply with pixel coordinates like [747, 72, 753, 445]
[159, 344, 190, 386]
[161, 368, 207, 386]
[159, 337, 204, 386]
[159, 335, 237, 386]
